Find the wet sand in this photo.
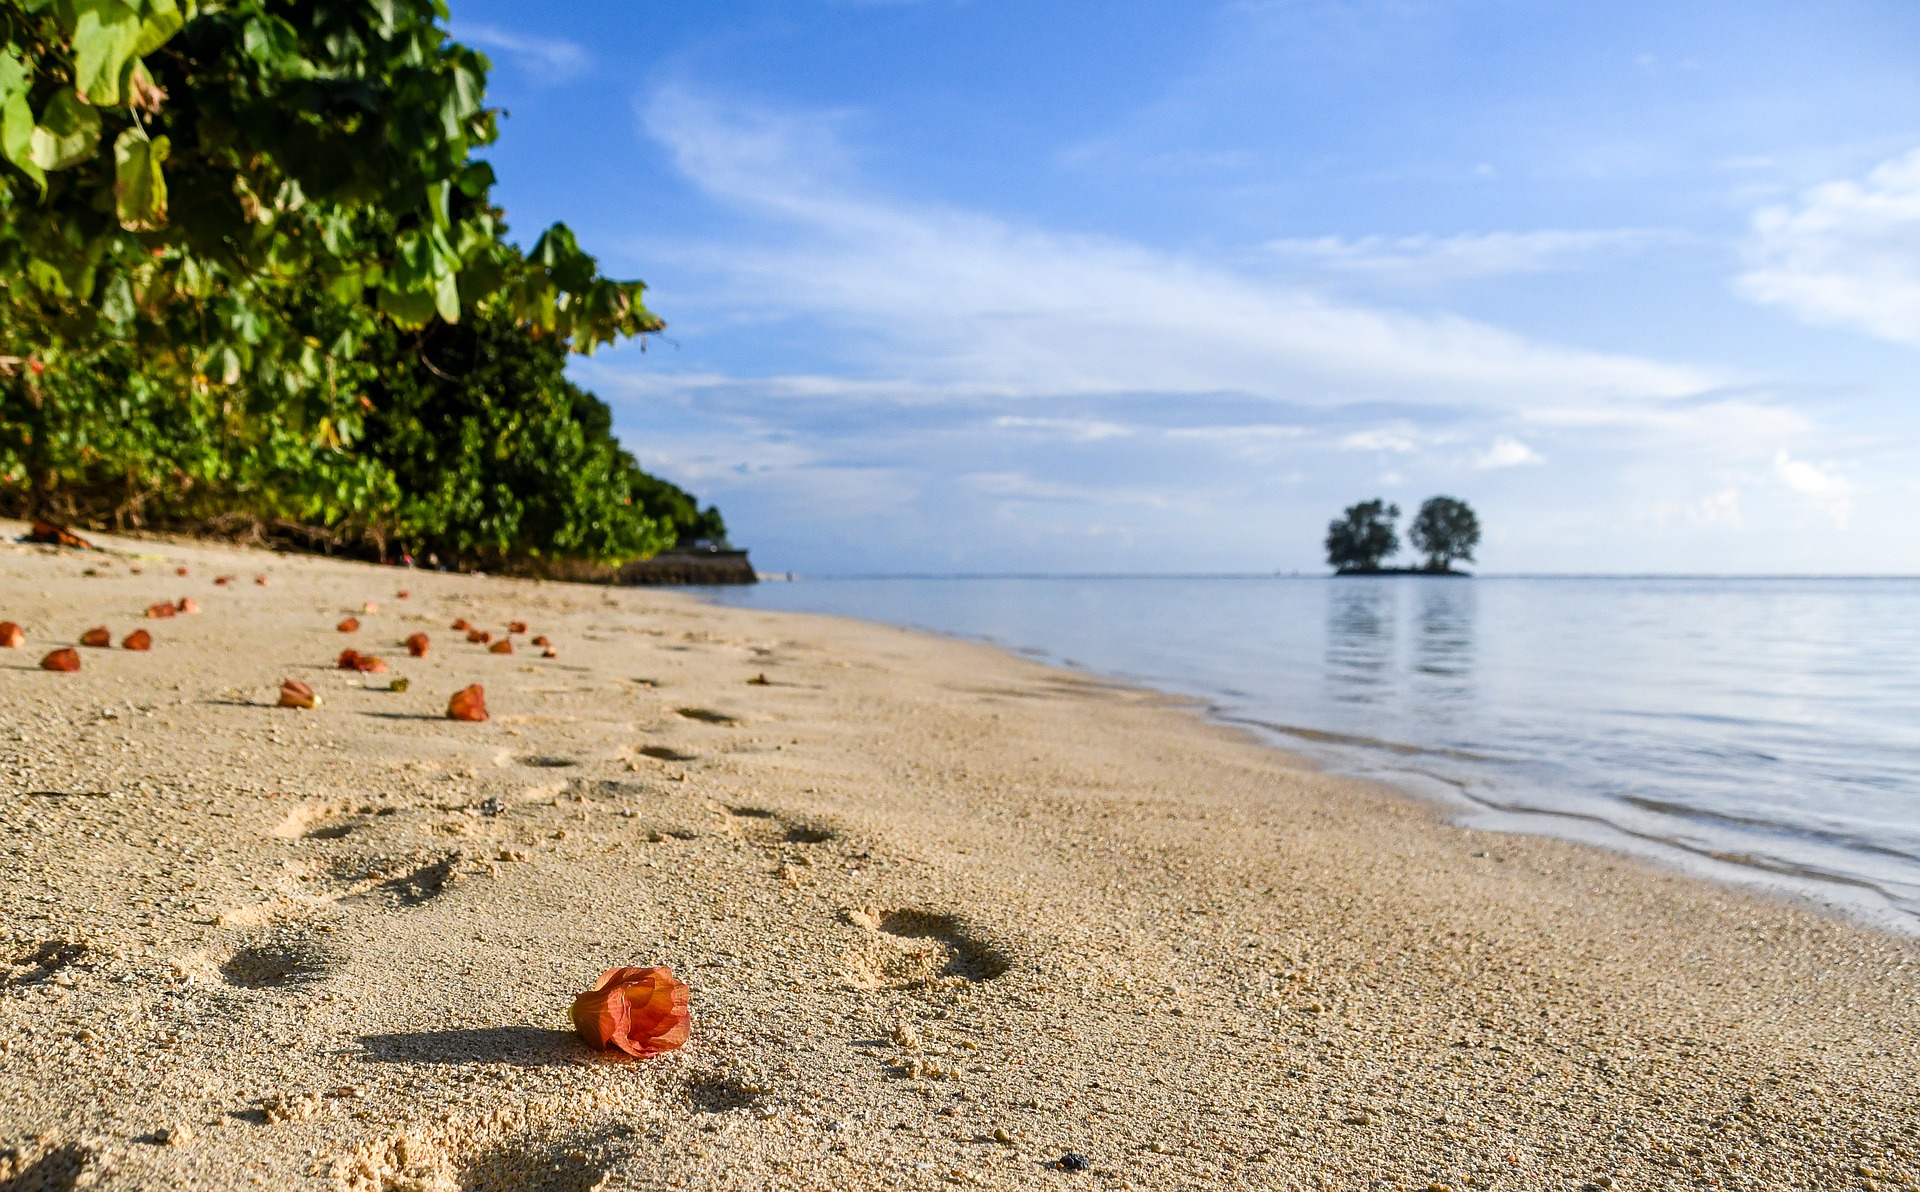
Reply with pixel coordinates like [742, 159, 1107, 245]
[0, 524, 1916, 1191]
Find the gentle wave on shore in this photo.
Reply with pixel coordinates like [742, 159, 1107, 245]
[707, 575, 1920, 925]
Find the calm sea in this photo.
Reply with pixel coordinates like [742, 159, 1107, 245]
[704, 576, 1920, 931]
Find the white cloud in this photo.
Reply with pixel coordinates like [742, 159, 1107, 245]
[638, 88, 1716, 411]
[1339, 427, 1422, 453]
[1737, 148, 1920, 345]
[1265, 228, 1663, 284]
[454, 24, 590, 80]
[1692, 489, 1743, 528]
[991, 415, 1134, 441]
[1474, 436, 1545, 469]
[1773, 450, 1853, 528]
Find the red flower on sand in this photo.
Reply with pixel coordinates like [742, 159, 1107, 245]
[571, 966, 691, 1057]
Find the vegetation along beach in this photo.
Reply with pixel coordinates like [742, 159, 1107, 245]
[5, 0, 1920, 1190]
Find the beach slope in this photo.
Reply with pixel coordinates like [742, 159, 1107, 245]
[1, 528, 1915, 1190]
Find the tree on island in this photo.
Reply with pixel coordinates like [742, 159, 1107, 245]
[1325, 499, 1401, 573]
[1409, 496, 1480, 573]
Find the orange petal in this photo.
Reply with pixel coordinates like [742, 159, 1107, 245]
[405, 633, 430, 657]
[176, 597, 199, 614]
[146, 602, 176, 619]
[41, 647, 80, 672]
[122, 629, 152, 651]
[571, 985, 630, 1052]
[488, 639, 513, 655]
[542, 647, 558, 659]
[79, 626, 111, 648]
[447, 684, 488, 722]
[338, 617, 360, 633]
[354, 655, 388, 674]
[0, 622, 24, 649]
[363, 601, 379, 614]
[467, 629, 491, 643]
[508, 621, 528, 634]
[175, 566, 188, 577]
[451, 618, 471, 631]
[571, 967, 691, 1058]
[337, 649, 363, 670]
[214, 576, 231, 586]
[531, 635, 549, 647]
[278, 679, 318, 709]
[396, 590, 410, 599]
[254, 575, 268, 585]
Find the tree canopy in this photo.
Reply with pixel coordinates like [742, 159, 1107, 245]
[1325, 499, 1400, 573]
[1409, 496, 1479, 573]
[0, 0, 720, 566]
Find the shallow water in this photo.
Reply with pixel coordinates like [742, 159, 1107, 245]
[704, 575, 1920, 926]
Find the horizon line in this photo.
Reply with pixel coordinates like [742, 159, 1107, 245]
[748, 571, 1920, 582]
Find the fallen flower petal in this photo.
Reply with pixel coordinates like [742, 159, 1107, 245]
[176, 566, 188, 577]
[41, 648, 81, 672]
[571, 966, 691, 1058]
[28, 521, 93, 550]
[80, 626, 112, 648]
[146, 602, 177, 619]
[396, 590, 410, 599]
[354, 655, 389, 674]
[176, 597, 199, 614]
[467, 629, 491, 643]
[447, 684, 488, 722]
[405, 633, 430, 657]
[338, 617, 360, 633]
[530, 635, 549, 647]
[278, 679, 319, 709]
[122, 630, 152, 651]
[489, 639, 513, 655]
[0, 622, 23, 648]
[254, 575, 268, 586]
[214, 575, 233, 586]
[337, 649, 363, 670]
[508, 621, 528, 634]
[542, 647, 558, 659]
[451, 618, 471, 631]
[363, 601, 379, 614]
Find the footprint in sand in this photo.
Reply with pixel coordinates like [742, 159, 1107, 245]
[841, 908, 1012, 989]
[219, 926, 346, 989]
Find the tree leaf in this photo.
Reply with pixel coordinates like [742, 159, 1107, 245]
[1, 92, 44, 192]
[113, 126, 168, 230]
[29, 90, 102, 171]
[131, 0, 183, 58]
[70, 0, 145, 106]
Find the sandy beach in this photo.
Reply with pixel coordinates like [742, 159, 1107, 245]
[1, 524, 1916, 1192]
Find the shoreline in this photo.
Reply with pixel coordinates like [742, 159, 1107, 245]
[3, 528, 1918, 1189]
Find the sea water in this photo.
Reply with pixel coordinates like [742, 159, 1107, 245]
[703, 575, 1920, 929]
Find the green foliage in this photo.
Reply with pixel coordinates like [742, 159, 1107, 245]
[364, 313, 688, 567]
[1409, 496, 1479, 572]
[1325, 499, 1400, 573]
[0, 0, 714, 567]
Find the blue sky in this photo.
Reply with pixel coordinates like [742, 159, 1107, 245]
[451, 0, 1920, 574]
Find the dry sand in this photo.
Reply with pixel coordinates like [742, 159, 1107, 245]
[0, 524, 1916, 1192]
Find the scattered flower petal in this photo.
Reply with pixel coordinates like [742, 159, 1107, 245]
[406, 633, 430, 657]
[447, 684, 488, 722]
[508, 621, 528, 634]
[146, 602, 177, 619]
[176, 566, 188, 577]
[531, 635, 549, 647]
[214, 575, 233, 586]
[363, 601, 379, 614]
[467, 629, 491, 643]
[451, 618, 470, 631]
[489, 639, 513, 655]
[338, 617, 360, 633]
[354, 655, 389, 674]
[28, 521, 93, 549]
[396, 590, 410, 599]
[255, 575, 268, 586]
[0, 622, 23, 648]
[122, 629, 152, 651]
[176, 597, 199, 614]
[80, 626, 111, 648]
[278, 679, 318, 709]
[338, 649, 363, 670]
[571, 966, 691, 1058]
[542, 647, 558, 659]
[41, 648, 81, 672]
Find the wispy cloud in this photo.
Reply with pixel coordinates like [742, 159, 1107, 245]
[1474, 435, 1545, 470]
[637, 88, 1716, 411]
[1738, 148, 1920, 345]
[1265, 229, 1666, 285]
[1773, 450, 1854, 528]
[454, 23, 590, 81]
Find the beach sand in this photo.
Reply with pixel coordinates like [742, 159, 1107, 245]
[1, 525, 1916, 1192]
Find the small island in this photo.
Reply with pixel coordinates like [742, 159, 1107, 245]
[1325, 495, 1480, 574]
